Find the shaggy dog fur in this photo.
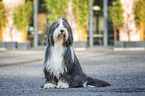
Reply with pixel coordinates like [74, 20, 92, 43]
[43, 18, 111, 88]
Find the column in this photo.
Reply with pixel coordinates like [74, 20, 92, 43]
[103, 0, 108, 47]
[89, 0, 94, 48]
[34, 0, 38, 48]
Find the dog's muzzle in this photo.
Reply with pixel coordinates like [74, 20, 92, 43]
[60, 29, 65, 35]
[58, 29, 66, 40]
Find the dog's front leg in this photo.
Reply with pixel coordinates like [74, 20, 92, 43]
[43, 69, 57, 88]
[56, 80, 69, 88]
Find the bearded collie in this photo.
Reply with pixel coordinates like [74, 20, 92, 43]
[43, 18, 111, 88]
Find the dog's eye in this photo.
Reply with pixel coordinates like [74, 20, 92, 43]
[56, 24, 59, 28]
[64, 25, 68, 29]
[63, 22, 69, 28]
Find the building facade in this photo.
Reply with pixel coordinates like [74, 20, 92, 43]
[0, 0, 145, 49]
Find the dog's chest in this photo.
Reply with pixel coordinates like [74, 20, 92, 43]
[48, 42, 65, 78]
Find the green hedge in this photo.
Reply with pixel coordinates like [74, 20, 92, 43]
[134, 0, 145, 26]
[45, 0, 68, 24]
[13, 1, 33, 30]
[0, 1, 7, 27]
[45, 0, 90, 28]
[108, 0, 124, 29]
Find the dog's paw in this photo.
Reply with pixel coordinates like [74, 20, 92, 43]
[44, 83, 56, 88]
[57, 81, 69, 88]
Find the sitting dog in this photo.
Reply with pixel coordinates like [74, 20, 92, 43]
[43, 18, 111, 88]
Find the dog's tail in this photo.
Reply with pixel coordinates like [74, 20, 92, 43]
[83, 77, 111, 87]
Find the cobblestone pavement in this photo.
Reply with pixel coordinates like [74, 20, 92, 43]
[0, 49, 145, 96]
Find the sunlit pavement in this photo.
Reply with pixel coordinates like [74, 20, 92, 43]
[0, 49, 145, 96]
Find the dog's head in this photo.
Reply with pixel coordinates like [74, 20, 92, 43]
[47, 18, 73, 46]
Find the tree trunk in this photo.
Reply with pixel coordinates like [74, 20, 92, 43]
[0, 26, 2, 41]
[23, 27, 28, 42]
[127, 30, 130, 41]
[120, 0, 137, 41]
[78, 23, 87, 41]
[9, 24, 14, 42]
[143, 24, 145, 40]
[66, 1, 78, 41]
[113, 26, 117, 41]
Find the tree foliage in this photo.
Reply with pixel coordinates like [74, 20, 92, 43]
[108, 0, 124, 29]
[134, 0, 145, 26]
[45, 0, 90, 28]
[0, 1, 7, 27]
[45, 0, 68, 24]
[72, 0, 90, 28]
[13, 1, 33, 30]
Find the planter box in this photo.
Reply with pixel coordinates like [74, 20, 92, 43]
[0, 42, 5, 48]
[124, 42, 136, 47]
[17, 42, 30, 50]
[5, 42, 17, 50]
[134, 41, 145, 47]
[114, 41, 145, 48]
[73, 41, 87, 48]
[114, 41, 124, 48]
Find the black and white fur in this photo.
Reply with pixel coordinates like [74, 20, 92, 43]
[43, 18, 111, 88]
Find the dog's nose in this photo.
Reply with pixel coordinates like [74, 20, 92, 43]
[60, 29, 64, 33]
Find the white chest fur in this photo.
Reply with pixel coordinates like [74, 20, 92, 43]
[46, 40, 65, 78]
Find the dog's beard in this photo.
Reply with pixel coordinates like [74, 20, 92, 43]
[57, 34, 65, 44]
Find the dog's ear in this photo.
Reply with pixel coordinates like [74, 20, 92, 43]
[43, 46, 50, 68]
[47, 21, 59, 46]
[62, 18, 73, 36]
[62, 18, 73, 46]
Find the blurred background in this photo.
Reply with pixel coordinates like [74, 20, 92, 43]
[0, 0, 145, 50]
[0, 1, 145, 95]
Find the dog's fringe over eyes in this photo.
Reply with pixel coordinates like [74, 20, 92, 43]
[43, 18, 111, 88]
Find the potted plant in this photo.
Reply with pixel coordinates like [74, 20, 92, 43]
[72, 0, 90, 47]
[132, 0, 145, 48]
[108, 0, 124, 48]
[13, 1, 32, 49]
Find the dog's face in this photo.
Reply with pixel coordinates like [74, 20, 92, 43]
[47, 18, 73, 46]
